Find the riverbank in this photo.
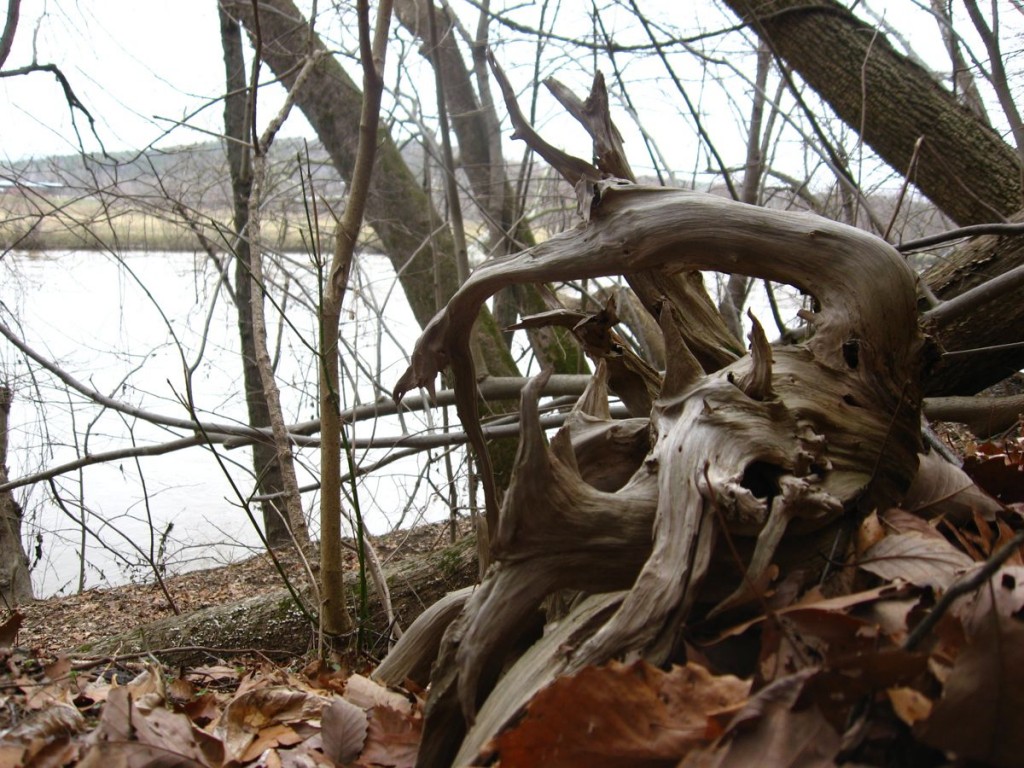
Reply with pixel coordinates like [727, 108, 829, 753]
[0, 194, 319, 253]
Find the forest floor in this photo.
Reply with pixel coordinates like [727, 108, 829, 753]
[3, 427, 1024, 766]
[14, 518, 464, 657]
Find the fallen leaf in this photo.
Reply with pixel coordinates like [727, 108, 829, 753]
[167, 675, 196, 703]
[187, 664, 241, 685]
[344, 674, 412, 714]
[963, 440, 1024, 503]
[710, 583, 910, 642]
[918, 613, 1024, 767]
[881, 507, 947, 539]
[489, 661, 749, 768]
[758, 609, 884, 684]
[860, 532, 973, 591]
[216, 686, 326, 763]
[77, 740, 207, 768]
[903, 450, 1001, 522]
[681, 669, 840, 768]
[125, 664, 167, 712]
[0, 611, 24, 651]
[21, 679, 76, 711]
[42, 657, 72, 683]
[856, 510, 885, 555]
[887, 686, 932, 726]
[359, 705, 422, 768]
[183, 690, 224, 726]
[952, 565, 1024, 637]
[240, 722, 304, 763]
[1, 703, 85, 739]
[321, 696, 368, 765]
[88, 685, 209, 766]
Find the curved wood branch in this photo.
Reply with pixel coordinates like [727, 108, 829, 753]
[394, 184, 922, 405]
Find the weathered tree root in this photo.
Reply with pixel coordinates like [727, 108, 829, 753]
[388, 179, 926, 766]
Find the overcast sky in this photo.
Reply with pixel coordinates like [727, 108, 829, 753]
[1, 1, 1020, 188]
[1, 1, 303, 162]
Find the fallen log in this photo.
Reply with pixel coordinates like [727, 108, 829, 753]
[78, 534, 478, 666]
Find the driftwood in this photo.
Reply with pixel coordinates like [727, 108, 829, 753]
[384, 68, 927, 766]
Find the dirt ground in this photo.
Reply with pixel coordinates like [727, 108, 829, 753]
[13, 519, 466, 658]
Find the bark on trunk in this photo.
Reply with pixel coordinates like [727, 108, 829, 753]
[394, 0, 588, 375]
[218, 0, 518, 383]
[0, 386, 33, 604]
[219, 6, 290, 546]
[723, 0, 1024, 395]
[722, 0, 1021, 225]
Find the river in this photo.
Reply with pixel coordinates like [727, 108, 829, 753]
[1, 249, 447, 597]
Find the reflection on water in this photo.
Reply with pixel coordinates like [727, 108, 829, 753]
[1, 250, 441, 597]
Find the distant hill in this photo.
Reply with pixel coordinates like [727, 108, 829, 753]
[1, 135, 952, 255]
[2, 137, 349, 212]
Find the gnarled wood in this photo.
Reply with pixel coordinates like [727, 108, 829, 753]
[390, 177, 925, 766]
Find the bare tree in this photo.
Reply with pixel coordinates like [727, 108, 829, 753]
[319, 0, 395, 641]
[720, 0, 1024, 394]
[219, 5, 292, 547]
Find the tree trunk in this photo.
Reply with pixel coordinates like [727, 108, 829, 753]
[219, 0, 517, 383]
[0, 386, 33, 605]
[219, 6, 290, 547]
[723, 0, 1024, 395]
[722, 0, 1021, 225]
[394, 0, 588, 375]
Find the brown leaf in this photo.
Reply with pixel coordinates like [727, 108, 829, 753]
[489, 661, 749, 768]
[855, 511, 886, 555]
[240, 722, 304, 763]
[710, 583, 909, 642]
[358, 705, 422, 768]
[21, 678, 76, 711]
[42, 656, 72, 682]
[903, 450, 1002, 522]
[167, 675, 196, 703]
[963, 440, 1024, 503]
[758, 609, 883, 684]
[887, 687, 932, 727]
[77, 740, 208, 768]
[125, 664, 167, 713]
[182, 691, 223, 727]
[186, 664, 241, 685]
[881, 507, 947, 539]
[1, 737, 79, 768]
[0, 610, 23, 651]
[860, 531, 973, 590]
[681, 669, 840, 768]
[216, 686, 326, 763]
[918, 615, 1024, 767]
[78, 677, 115, 706]
[344, 674, 412, 714]
[1, 704, 86, 745]
[952, 565, 1024, 636]
[321, 696, 368, 765]
[89, 686, 210, 766]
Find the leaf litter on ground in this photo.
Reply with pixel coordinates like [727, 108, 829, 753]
[3, 438, 1024, 766]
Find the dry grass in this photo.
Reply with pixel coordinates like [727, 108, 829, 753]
[0, 192, 325, 253]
